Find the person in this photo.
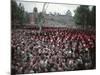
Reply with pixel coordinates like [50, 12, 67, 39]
[11, 27, 95, 74]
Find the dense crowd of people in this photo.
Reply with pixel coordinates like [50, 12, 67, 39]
[11, 27, 96, 74]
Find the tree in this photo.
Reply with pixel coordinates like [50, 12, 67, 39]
[74, 5, 90, 27]
[18, 3, 25, 25]
[33, 7, 38, 24]
[11, 0, 28, 25]
[24, 12, 30, 24]
[38, 12, 45, 24]
[91, 6, 96, 27]
[37, 12, 45, 33]
[66, 10, 72, 16]
[11, 0, 19, 24]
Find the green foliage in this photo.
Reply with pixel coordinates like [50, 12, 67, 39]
[74, 5, 96, 27]
[91, 6, 96, 27]
[33, 7, 38, 13]
[66, 10, 72, 16]
[38, 12, 45, 24]
[74, 5, 90, 25]
[33, 7, 38, 24]
[11, 0, 29, 25]
[11, 0, 18, 23]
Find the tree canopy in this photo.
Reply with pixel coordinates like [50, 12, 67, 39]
[74, 5, 96, 28]
[11, 0, 29, 25]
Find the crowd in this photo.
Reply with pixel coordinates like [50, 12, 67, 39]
[11, 27, 96, 74]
